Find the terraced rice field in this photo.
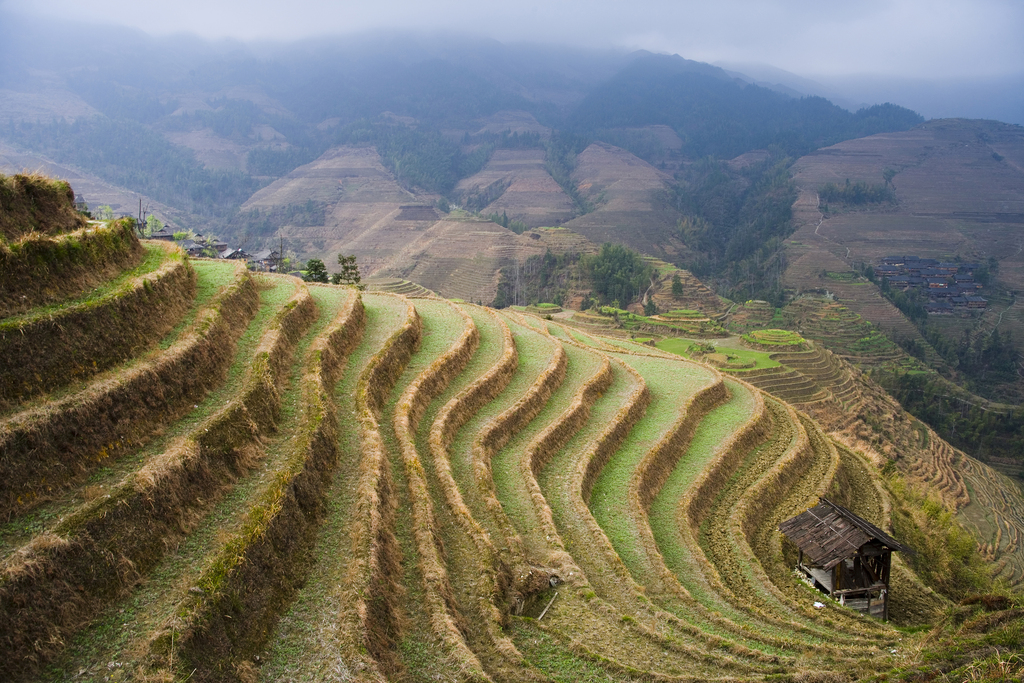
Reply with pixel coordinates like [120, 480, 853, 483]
[0, 240, 967, 681]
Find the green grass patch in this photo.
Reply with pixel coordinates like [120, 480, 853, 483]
[512, 619, 639, 682]
[257, 293, 410, 682]
[0, 276, 298, 557]
[741, 329, 806, 348]
[157, 260, 241, 350]
[492, 332, 602, 553]
[656, 338, 780, 370]
[589, 354, 714, 583]
[646, 381, 781, 636]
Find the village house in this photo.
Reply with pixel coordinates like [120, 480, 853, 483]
[780, 498, 913, 620]
[249, 249, 281, 272]
[966, 296, 988, 309]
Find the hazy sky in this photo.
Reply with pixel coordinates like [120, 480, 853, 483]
[8, 0, 1024, 80]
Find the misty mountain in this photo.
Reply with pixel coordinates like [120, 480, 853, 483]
[569, 53, 923, 159]
[0, 10, 924, 245]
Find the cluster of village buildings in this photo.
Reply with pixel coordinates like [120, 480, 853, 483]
[150, 228, 280, 272]
[875, 256, 987, 315]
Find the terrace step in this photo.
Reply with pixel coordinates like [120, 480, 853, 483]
[384, 298, 492, 680]
[481, 325, 724, 678]
[257, 291, 416, 682]
[422, 305, 552, 681]
[0, 262, 259, 520]
[2, 277, 320, 680]
[117, 286, 363, 680]
[0, 218, 144, 317]
[533, 352, 759, 676]
[0, 241, 196, 411]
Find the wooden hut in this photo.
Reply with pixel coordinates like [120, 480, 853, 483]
[779, 498, 912, 620]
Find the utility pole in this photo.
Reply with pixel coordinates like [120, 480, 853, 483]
[136, 199, 149, 238]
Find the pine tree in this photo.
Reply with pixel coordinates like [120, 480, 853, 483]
[671, 273, 683, 297]
[332, 254, 363, 288]
[304, 258, 329, 283]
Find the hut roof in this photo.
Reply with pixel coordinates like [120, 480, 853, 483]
[779, 498, 912, 570]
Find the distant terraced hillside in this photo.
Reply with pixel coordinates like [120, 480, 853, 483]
[238, 146, 596, 302]
[783, 119, 1024, 386]
[565, 142, 685, 260]
[1, 184, 1021, 682]
[454, 149, 575, 228]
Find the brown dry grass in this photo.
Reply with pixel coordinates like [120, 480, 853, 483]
[0, 218, 143, 317]
[472, 323, 568, 580]
[523, 346, 613, 565]
[0, 282, 317, 680]
[0, 173, 87, 241]
[339, 295, 421, 680]
[632, 378, 727, 513]
[391, 303, 493, 680]
[0, 242, 196, 411]
[0, 263, 260, 521]
[152, 289, 366, 681]
[424, 308, 547, 676]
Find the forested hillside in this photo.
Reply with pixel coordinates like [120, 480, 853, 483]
[0, 15, 921, 245]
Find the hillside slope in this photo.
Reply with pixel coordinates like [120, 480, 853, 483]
[454, 149, 575, 228]
[783, 119, 1024, 391]
[3, 184, 1020, 682]
[564, 142, 684, 260]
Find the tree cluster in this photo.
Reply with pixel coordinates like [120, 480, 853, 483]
[486, 210, 528, 235]
[491, 250, 579, 308]
[673, 149, 796, 305]
[819, 180, 896, 206]
[580, 243, 655, 307]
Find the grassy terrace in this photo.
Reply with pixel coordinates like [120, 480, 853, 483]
[0, 241, 170, 328]
[43, 281, 346, 679]
[522, 352, 720, 678]
[0, 259, 240, 419]
[511, 619, 645, 683]
[536, 357, 643, 593]
[657, 337, 781, 371]
[589, 354, 716, 581]
[0, 259, 254, 527]
[378, 298, 472, 680]
[0, 240, 195, 411]
[156, 259, 243, 349]
[256, 292, 407, 681]
[534, 352, 773, 676]
[695, 400, 885, 655]
[645, 379, 799, 643]
[415, 305, 550, 682]
[491, 318, 604, 560]
[448, 311, 557, 553]
[7, 170, 1023, 681]
[0, 273, 296, 556]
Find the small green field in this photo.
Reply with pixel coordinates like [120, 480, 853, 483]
[656, 337, 780, 370]
[741, 328, 807, 349]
